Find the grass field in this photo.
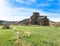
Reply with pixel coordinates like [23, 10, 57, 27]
[0, 25, 60, 46]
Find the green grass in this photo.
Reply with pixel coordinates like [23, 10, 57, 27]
[0, 25, 60, 46]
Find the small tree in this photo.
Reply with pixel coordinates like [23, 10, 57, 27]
[2, 22, 10, 29]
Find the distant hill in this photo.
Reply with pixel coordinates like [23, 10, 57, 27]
[0, 20, 60, 26]
[0, 20, 18, 25]
[0, 20, 6, 25]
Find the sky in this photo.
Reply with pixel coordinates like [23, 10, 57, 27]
[0, 0, 60, 22]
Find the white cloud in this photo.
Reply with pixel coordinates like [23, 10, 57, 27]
[16, 0, 36, 2]
[0, 0, 25, 21]
[0, 0, 60, 22]
[49, 18, 60, 22]
[0, 0, 47, 21]
[16, 0, 36, 5]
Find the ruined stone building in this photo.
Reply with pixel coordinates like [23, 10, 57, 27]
[29, 12, 49, 26]
[19, 12, 49, 26]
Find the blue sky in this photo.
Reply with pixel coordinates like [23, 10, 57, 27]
[0, 0, 60, 22]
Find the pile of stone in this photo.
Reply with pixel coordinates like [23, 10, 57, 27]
[18, 19, 29, 25]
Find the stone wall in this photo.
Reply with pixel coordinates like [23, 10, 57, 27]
[37, 16, 49, 26]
